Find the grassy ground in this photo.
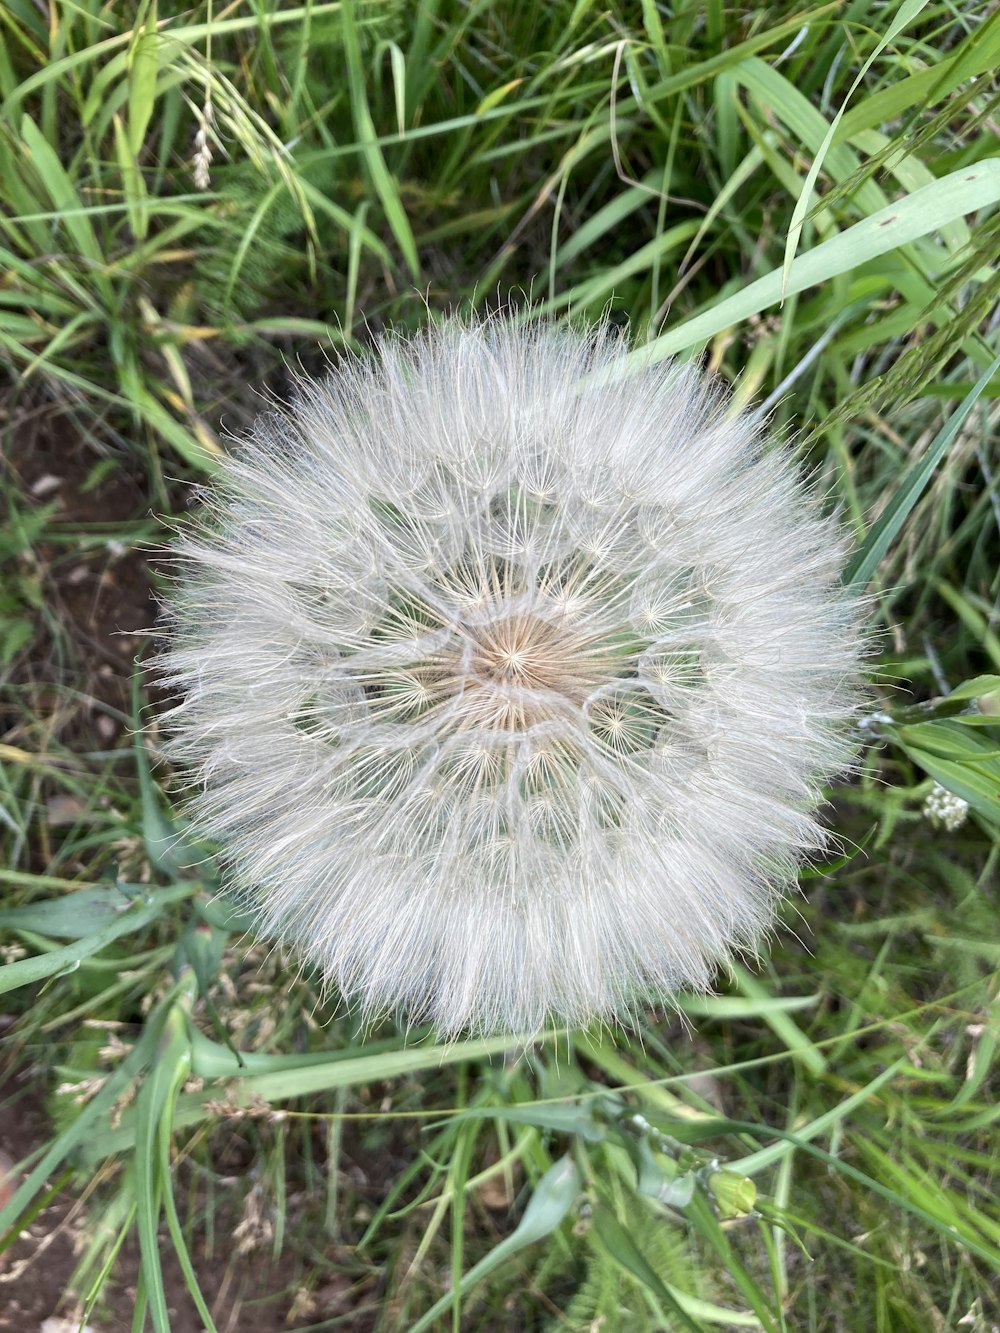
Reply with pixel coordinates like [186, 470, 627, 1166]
[1, 1, 998, 1329]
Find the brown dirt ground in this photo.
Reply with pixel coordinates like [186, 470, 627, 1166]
[2, 399, 165, 738]
[0, 1072, 389, 1331]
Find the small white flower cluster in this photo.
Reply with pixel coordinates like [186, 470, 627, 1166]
[921, 782, 969, 832]
[161, 318, 863, 1036]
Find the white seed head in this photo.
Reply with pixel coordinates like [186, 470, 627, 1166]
[160, 318, 864, 1036]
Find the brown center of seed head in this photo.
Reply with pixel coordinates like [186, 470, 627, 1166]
[461, 613, 613, 731]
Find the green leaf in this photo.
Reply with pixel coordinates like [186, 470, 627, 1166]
[946, 675, 1000, 703]
[127, 26, 160, 157]
[0, 883, 143, 939]
[630, 162, 1000, 365]
[407, 1157, 580, 1333]
[893, 721, 1000, 828]
[1, 4, 353, 123]
[628, 1136, 697, 1208]
[114, 113, 148, 241]
[205, 1033, 523, 1101]
[735, 57, 886, 229]
[642, 4, 844, 107]
[79, 1031, 533, 1162]
[679, 991, 820, 1020]
[730, 965, 825, 1076]
[0, 617, 34, 665]
[0, 884, 194, 996]
[19, 114, 105, 273]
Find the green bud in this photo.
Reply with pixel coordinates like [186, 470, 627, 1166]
[707, 1170, 757, 1219]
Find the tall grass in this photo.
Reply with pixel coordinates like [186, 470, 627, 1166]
[1, 1, 998, 1329]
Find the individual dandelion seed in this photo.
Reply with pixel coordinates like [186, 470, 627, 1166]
[159, 317, 864, 1037]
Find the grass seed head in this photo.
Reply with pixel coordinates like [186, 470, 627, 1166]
[161, 317, 864, 1036]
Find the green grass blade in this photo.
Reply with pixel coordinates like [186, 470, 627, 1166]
[0, 883, 194, 995]
[835, 11, 1000, 142]
[781, 0, 931, 291]
[18, 114, 105, 274]
[843, 350, 1000, 588]
[341, 0, 420, 282]
[632, 162, 1000, 365]
[407, 1156, 580, 1333]
[134, 975, 198, 1333]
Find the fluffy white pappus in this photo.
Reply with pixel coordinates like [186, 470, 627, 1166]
[160, 318, 864, 1037]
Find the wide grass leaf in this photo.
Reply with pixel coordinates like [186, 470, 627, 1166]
[632, 162, 1000, 364]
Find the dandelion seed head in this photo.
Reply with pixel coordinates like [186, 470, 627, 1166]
[161, 318, 864, 1036]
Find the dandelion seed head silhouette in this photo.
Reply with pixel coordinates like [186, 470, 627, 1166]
[162, 319, 862, 1035]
